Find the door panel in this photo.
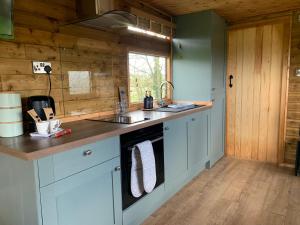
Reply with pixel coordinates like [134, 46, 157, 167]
[40, 157, 121, 225]
[188, 111, 209, 172]
[211, 96, 225, 166]
[226, 20, 290, 163]
[164, 118, 188, 191]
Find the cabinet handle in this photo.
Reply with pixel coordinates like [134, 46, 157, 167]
[229, 75, 233, 88]
[164, 127, 170, 131]
[83, 150, 92, 156]
[191, 118, 196, 121]
[211, 88, 216, 91]
[114, 166, 121, 171]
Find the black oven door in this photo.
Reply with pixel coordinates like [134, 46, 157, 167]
[120, 124, 165, 210]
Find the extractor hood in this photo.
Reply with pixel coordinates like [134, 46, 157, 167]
[73, 0, 137, 30]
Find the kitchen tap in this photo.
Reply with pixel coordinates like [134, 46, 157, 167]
[159, 81, 174, 107]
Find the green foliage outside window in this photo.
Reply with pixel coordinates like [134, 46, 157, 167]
[129, 52, 167, 103]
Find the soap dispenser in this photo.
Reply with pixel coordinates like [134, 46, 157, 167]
[144, 91, 149, 109]
[148, 91, 153, 109]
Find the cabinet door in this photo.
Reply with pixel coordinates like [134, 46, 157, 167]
[211, 12, 226, 93]
[40, 157, 122, 225]
[164, 117, 188, 192]
[188, 111, 209, 176]
[210, 96, 225, 166]
[0, 0, 14, 39]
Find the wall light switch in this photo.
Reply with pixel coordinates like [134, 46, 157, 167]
[32, 61, 52, 74]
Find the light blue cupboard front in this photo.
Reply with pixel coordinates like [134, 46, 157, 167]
[0, 136, 121, 225]
[40, 157, 122, 225]
[0, 109, 213, 225]
[38, 137, 120, 187]
[210, 97, 225, 166]
[172, 10, 226, 167]
[164, 110, 210, 199]
[164, 117, 189, 195]
[187, 110, 210, 177]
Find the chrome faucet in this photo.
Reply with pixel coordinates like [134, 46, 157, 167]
[159, 81, 174, 107]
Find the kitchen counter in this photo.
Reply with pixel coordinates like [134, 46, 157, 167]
[0, 103, 212, 160]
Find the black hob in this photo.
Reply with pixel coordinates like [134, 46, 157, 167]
[87, 115, 150, 124]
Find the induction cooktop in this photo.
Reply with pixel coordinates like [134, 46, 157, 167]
[86, 115, 150, 124]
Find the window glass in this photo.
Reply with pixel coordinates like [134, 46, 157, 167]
[129, 52, 167, 103]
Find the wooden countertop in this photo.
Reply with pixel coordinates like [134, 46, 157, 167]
[0, 104, 212, 160]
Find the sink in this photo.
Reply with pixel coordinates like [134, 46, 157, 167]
[155, 104, 204, 113]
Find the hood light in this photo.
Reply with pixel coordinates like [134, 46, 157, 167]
[128, 26, 170, 40]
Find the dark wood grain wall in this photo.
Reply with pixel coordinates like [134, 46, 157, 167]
[285, 11, 300, 164]
[0, 0, 170, 119]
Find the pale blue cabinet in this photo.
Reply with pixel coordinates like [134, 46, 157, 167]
[187, 110, 210, 176]
[38, 137, 120, 187]
[210, 97, 225, 166]
[173, 10, 226, 167]
[164, 111, 210, 196]
[173, 10, 226, 102]
[40, 157, 122, 225]
[209, 11, 226, 166]
[164, 117, 188, 195]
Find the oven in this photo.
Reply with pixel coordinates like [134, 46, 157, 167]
[120, 123, 165, 210]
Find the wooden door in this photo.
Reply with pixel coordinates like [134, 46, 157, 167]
[226, 19, 290, 163]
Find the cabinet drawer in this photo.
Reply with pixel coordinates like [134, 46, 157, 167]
[38, 136, 120, 187]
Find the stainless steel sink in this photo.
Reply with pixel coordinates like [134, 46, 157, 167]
[155, 104, 204, 113]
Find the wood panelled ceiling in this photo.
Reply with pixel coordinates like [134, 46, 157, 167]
[142, 0, 300, 22]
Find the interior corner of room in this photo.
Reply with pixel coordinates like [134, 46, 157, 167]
[0, 0, 300, 225]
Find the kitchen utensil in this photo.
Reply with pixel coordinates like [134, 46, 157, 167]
[43, 107, 55, 120]
[54, 128, 72, 138]
[27, 109, 42, 122]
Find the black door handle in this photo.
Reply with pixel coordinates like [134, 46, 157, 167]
[229, 75, 233, 88]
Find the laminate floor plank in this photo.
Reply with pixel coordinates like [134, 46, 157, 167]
[143, 158, 300, 225]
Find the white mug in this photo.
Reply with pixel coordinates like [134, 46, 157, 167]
[49, 119, 61, 133]
[36, 121, 50, 135]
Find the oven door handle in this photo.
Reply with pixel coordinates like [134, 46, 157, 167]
[150, 136, 163, 144]
[128, 136, 163, 151]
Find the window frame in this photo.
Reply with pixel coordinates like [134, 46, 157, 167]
[127, 48, 172, 107]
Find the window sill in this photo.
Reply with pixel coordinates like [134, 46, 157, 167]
[129, 99, 172, 111]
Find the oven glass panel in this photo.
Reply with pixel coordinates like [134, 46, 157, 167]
[120, 124, 164, 210]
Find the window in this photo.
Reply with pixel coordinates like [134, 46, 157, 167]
[129, 52, 168, 103]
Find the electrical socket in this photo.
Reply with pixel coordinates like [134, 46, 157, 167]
[296, 68, 300, 77]
[32, 61, 52, 74]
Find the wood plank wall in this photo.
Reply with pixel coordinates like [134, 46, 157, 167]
[0, 0, 169, 120]
[285, 11, 300, 164]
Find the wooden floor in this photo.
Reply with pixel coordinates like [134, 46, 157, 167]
[143, 158, 300, 225]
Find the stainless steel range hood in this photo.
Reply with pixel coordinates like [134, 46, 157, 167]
[73, 0, 137, 30]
